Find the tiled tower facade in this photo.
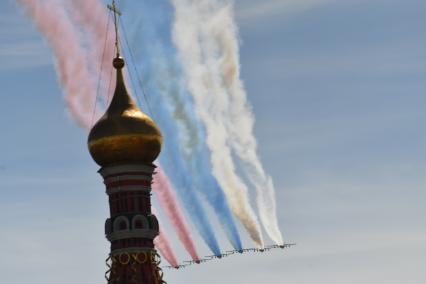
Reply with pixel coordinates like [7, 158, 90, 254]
[101, 165, 164, 283]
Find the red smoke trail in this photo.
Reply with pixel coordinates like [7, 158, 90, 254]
[65, 0, 116, 106]
[152, 207, 179, 267]
[153, 168, 200, 261]
[18, 0, 96, 129]
[67, 0, 200, 261]
[18, 0, 182, 265]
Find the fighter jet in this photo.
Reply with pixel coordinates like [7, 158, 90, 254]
[164, 243, 296, 271]
[243, 248, 257, 253]
[206, 254, 222, 260]
[183, 260, 199, 265]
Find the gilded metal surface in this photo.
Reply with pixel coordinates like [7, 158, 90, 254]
[88, 57, 162, 167]
[106, 251, 165, 284]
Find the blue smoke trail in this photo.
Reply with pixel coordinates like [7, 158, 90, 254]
[120, 0, 242, 251]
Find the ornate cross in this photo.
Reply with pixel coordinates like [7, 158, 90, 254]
[107, 0, 122, 56]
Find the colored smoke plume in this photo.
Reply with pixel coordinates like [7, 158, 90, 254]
[152, 168, 200, 261]
[200, 1, 284, 245]
[120, 0, 242, 251]
[152, 207, 179, 267]
[170, 0, 265, 248]
[65, 0, 116, 107]
[18, 0, 97, 129]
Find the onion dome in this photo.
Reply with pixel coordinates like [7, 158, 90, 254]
[88, 57, 162, 167]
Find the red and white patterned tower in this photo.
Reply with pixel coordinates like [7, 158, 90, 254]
[87, 2, 165, 282]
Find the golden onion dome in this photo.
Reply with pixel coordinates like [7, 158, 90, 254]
[88, 57, 162, 167]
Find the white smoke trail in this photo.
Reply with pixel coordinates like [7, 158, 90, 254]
[223, 4, 283, 245]
[171, 0, 284, 245]
[170, 0, 264, 248]
[212, 1, 283, 245]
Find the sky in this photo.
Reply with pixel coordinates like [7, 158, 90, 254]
[1, 0, 425, 283]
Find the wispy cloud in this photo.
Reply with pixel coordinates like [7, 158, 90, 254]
[0, 41, 44, 56]
[0, 41, 52, 70]
[236, 0, 336, 23]
[0, 5, 52, 70]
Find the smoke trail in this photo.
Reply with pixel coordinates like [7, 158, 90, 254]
[194, 1, 284, 245]
[18, 0, 97, 129]
[154, 227, 178, 267]
[120, 0, 242, 251]
[152, 168, 200, 261]
[158, 56, 245, 251]
[64, 0, 116, 106]
[19, 0, 183, 262]
[153, 99, 222, 255]
[170, 0, 264, 248]
[66, 0, 201, 260]
[152, 207, 179, 267]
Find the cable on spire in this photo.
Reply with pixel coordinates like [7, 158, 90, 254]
[107, 0, 122, 57]
[119, 19, 155, 119]
[91, 9, 112, 127]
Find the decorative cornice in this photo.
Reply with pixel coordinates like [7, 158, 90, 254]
[106, 229, 159, 242]
[99, 164, 156, 178]
[111, 247, 157, 255]
[104, 174, 153, 184]
[106, 185, 151, 195]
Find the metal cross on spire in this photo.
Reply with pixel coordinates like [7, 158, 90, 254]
[107, 0, 122, 57]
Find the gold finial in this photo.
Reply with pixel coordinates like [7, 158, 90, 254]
[107, 0, 122, 57]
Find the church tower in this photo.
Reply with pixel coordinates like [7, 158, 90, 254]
[87, 2, 165, 283]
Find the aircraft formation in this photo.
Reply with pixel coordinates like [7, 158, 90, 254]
[163, 243, 296, 270]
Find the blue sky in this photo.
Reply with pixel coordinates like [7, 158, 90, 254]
[1, 0, 425, 283]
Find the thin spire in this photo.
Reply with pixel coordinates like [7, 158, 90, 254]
[107, 0, 121, 57]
